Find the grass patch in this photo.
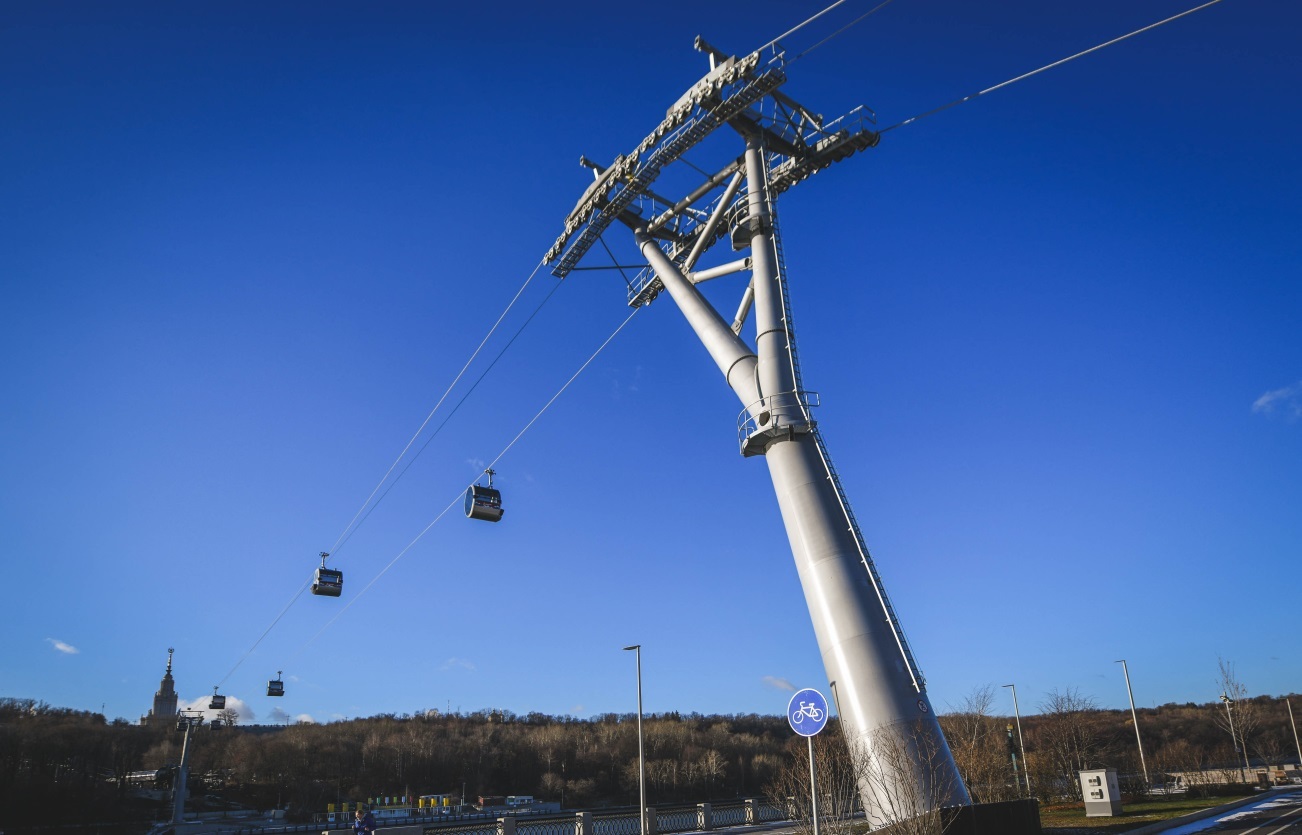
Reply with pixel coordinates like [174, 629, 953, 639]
[1040, 794, 1251, 833]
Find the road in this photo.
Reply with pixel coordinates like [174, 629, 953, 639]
[1159, 788, 1302, 835]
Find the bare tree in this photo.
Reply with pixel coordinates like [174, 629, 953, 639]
[853, 720, 962, 835]
[1212, 659, 1259, 780]
[1035, 688, 1104, 800]
[765, 725, 861, 835]
[1254, 729, 1289, 781]
[940, 686, 1021, 804]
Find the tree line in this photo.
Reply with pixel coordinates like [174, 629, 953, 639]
[2, 682, 1299, 830]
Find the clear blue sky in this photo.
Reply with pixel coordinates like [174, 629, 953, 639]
[2, 0, 1299, 728]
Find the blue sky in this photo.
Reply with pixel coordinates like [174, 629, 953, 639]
[2, 0, 1299, 728]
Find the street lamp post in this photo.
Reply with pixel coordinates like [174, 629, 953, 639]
[1288, 699, 1302, 768]
[623, 645, 647, 835]
[1220, 693, 1250, 781]
[1003, 684, 1031, 796]
[1116, 660, 1149, 786]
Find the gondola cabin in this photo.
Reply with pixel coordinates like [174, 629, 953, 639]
[267, 673, 284, 697]
[209, 691, 226, 710]
[465, 469, 504, 522]
[465, 485, 503, 522]
[312, 566, 343, 596]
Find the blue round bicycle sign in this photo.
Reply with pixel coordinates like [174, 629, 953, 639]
[787, 688, 829, 737]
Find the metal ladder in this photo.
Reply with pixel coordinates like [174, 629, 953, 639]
[810, 426, 926, 692]
[756, 147, 925, 693]
[760, 153, 807, 400]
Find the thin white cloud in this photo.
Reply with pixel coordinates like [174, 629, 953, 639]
[295, 714, 316, 724]
[1253, 381, 1302, 420]
[762, 675, 797, 692]
[440, 657, 477, 672]
[46, 638, 79, 655]
[268, 707, 292, 724]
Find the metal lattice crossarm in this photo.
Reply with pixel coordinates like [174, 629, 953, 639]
[546, 47, 774, 274]
[627, 108, 880, 307]
[546, 39, 879, 282]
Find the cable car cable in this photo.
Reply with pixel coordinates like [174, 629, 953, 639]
[210, 259, 552, 693]
[328, 276, 566, 556]
[790, 0, 897, 62]
[214, 580, 312, 688]
[326, 257, 549, 558]
[283, 304, 643, 663]
[879, 0, 1227, 134]
[756, 0, 856, 56]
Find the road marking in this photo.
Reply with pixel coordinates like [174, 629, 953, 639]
[1241, 803, 1302, 835]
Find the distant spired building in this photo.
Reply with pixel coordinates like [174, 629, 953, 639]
[142, 647, 179, 725]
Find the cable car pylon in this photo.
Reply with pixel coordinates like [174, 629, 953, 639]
[546, 37, 968, 821]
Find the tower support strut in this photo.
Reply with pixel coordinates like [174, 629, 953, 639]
[635, 141, 970, 821]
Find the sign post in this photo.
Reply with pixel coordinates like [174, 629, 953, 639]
[787, 689, 830, 835]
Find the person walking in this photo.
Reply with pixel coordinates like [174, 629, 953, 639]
[354, 808, 376, 835]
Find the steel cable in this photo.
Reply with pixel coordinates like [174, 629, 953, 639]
[881, 0, 1227, 133]
[287, 304, 643, 661]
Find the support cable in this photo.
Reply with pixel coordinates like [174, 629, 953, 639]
[215, 581, 310, 688]
[881, 0, 1226, 133]
[214, 259, 550, 689]
[757, 0, 855, 55]
[286, 305, 643, 662]
[329, 276, 566, 555]
[326, 258, 548, 559]
[792, 0, 898, 62]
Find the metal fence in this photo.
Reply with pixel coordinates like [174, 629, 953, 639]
[230, 800, 788, 835]
[517, 820, 580, 835]
[708, 806, 746, 828]
[430, 823, 499, 835]
[592, 813, 642, 835]
[653, 810, 697, 834]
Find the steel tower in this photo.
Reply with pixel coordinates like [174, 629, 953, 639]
[547, 39, 969, 818]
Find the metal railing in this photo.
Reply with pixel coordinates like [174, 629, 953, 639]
[429, 824, 499, 835]
[709, 806, 745, 828]
[518, 821, 578, 835]
[591, 814, 641, 835]
[653, 810, 697, 833]
[737, 390, 819, 456]
[228, 801, 789, 835]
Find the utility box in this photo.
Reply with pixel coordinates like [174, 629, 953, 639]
[1079, 768, 1123, 817]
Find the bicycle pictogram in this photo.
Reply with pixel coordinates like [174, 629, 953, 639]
[791, 701, 824, 725]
